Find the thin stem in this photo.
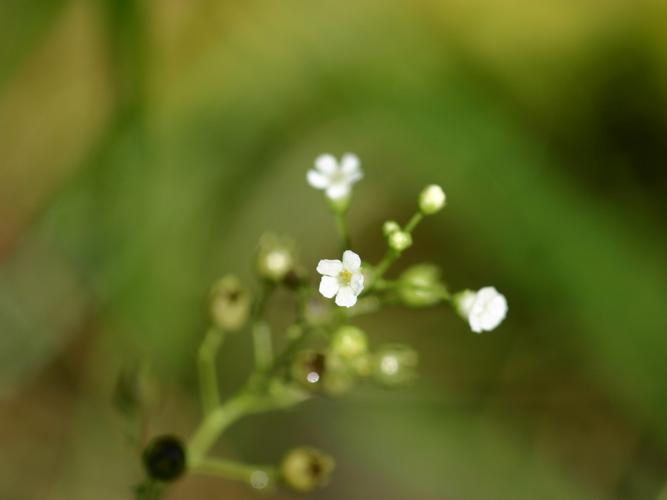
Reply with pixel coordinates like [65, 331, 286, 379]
[334, 210, 351, 252]
[198, 328, 225, 415]
[404, 211, 424, 233]
[195, 457, 277, 486]
[366, 211, 425, 292]
[252, 321, 273, 370]
[187, 392, 257, 467]
[251, 282, 273, 369]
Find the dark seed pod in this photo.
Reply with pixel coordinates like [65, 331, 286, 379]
[291, 350, 327, 388]
[142, 435, 186, 481]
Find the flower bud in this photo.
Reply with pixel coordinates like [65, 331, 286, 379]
[388, 231, 412, 252]
[398, 264, 447, 308]
[330, 326, 368, 360]
[372, 344, 418, 387]
[419, 184, 446, 214]
[142, 435, 186, 481]
[210, 275, 251, 331]
[257, 234, 295, 282]
[281, 447, 335, 493]
[382, 220, 401, 237]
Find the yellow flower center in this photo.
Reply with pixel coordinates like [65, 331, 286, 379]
[339, 269, 352, 286]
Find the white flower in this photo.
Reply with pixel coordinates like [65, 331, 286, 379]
[419, 184, 446, 214]
[316, 250, 364, 307]
[456, 287, 507, 333]
[307, 153, 363, 200]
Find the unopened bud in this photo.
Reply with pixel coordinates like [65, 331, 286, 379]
[330, 326, 368, 360]
[257, 234, 296, 282]
[382, 220, 401, 237]
[281, 447, 335, 493]
[388, 231, 412, 252]
[398, 264, 447, 307]
[419, 184, 446, 214]
[210, 275, 250, 331]
[372, 345, 419, 387]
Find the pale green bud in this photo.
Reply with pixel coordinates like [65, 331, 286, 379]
[256, 234, 296, 282]
[398, 264, 448, 307]
[209, 275, 251, 331]
[372, 344, 419, 387]
[388, 231, 412, 252]
[330, 326, 368, 360]
[382, 220, 401, 237]
[281, 447, 335, 493]
[419, 184, 446, 214]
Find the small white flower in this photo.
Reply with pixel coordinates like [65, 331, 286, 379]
[456, 287, 507, 333]
[419, 184, 446, 214]
[307, 153, 363, 200]
[316, 250, 364, 307]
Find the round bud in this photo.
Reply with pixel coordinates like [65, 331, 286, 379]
[382, 220, 401, 237]
[257, 234, 296, 282]
[398, 264, 447, 308]
[142, 435, 186, 482]
[330, 326, 368, 360]
[388, 231, 412, 252]
[281, 447, 335, 493]
[210, 275, 251, 331]
[419, 184, 446, 214]
[372, 345, 419, 387]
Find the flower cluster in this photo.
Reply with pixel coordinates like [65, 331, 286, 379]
[126, 152, 508, 500]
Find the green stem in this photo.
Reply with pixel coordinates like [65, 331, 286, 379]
[195, 458, 277, 486]
[198, 328, 225, 415]
[404, 212, 424, 233]
[367, 211, 425, 292]
[187, 392, 257, 467]
[252, 321, 273, 370]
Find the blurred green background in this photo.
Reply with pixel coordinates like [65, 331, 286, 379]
[1, 0, 666, 498]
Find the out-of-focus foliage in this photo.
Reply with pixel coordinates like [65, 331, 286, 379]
[1, 0, 666, 499]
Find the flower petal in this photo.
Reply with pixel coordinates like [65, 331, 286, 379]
[319, 276, 340, 298]
[317, 259, 343, 277]
[307, 169, 330, 189]
[340, 153, 360, 174]
[315, 154, 337, 174]
[350, 272, 364, 294]
[325, 183, 350, 200]
[342, 250, 361, 271]
[335, 286, 358, 307]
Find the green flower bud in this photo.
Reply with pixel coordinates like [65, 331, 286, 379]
[210, 275, 251, 331]
[398, 264, 448, 308]
[257, 234, 296, 282]
[382, 220, 401, 237]
[388, 231, 412, 252]
[321, 354, 355, 396]
[142, 435, 186, 482]
[419, 184, 446, 214]
[330, 326, 368, 360]
[372, 344, 419, 387]
[281, 447, 335, 493]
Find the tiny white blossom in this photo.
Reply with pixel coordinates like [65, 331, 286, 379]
[456, 287, 507, 333]
[307, 153, 363, 200]
[316, 250, 364, 307]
